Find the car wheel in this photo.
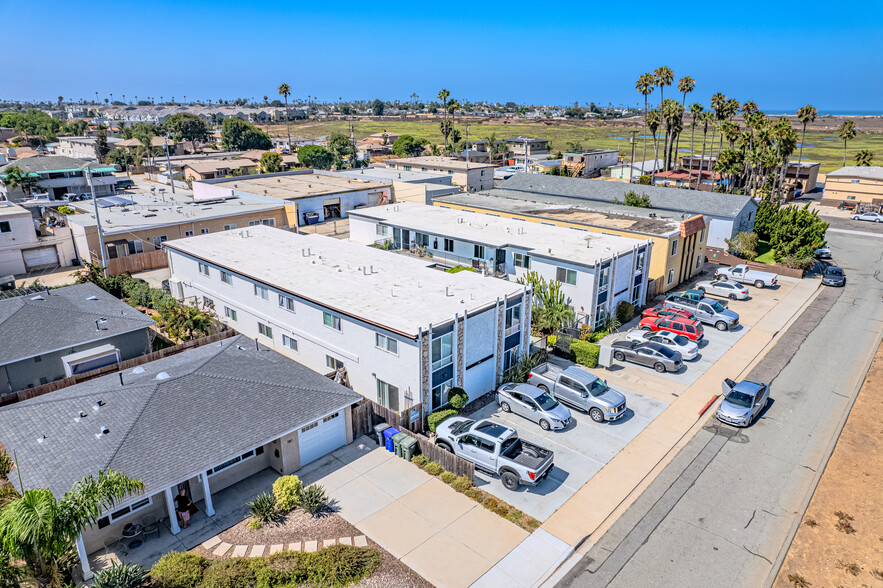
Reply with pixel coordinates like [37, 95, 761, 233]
[654, 362, 666, 373]
[437, 442, 453, 454]
[729, 293, 738, 300]
[877, 219, 882, 223]
[500, 401, 511, 413]
[641, 326, 652, 331]
[501, 471, 520, 491]
[715, 321, 728, 331]
[614, 351, 625, 361]
[589, 407, 604, 423]
[539, 419, 551, 431]
[754, 280, 765, 288]
[537, 384, 549, 393]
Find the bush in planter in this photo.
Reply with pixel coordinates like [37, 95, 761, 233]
[272, 475, 302, 512]
[427, 409, 458, 432]
[464, 488, 483, 501]
[440, 471, 456, 484]
[150, 552, 208, 588]
[411, 454, 429, 468]
[448, 387, 469, 410]
[570, 340, 600, 368]
[247, 492, 278, 523]
[309, 544, 382, 586]
[451, 475, 473, 493]
[423, 462, 444, 476]
[93, 561, 149, 588]
[299, 483, 329, 515]
[616, 301, 635, 324]
[199, 558, 257, 588]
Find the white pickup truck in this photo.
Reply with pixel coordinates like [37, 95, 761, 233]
[714, 264, 778, 288]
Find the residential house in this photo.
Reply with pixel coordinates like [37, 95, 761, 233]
[528, 159, 563, 174]
[239, 150, 300, 170]
[506, 136, 550, 161]
[821, 166, 883, 210]
[560, 149, 619, 177]
[181, 159, 257, 181]
[349, 203, 651, 328]
[55, 136, 123, 161]
[165, 225, 529, 412]
[653, 168, 720, 190]
[0, 201, 78, 275]
[0, 334, 361, 579]
[384, 156, 495, 192]
[678, 156, 819, 193]
[607, 159, 664, 181]
[0, 283, 155, 396]
[316, 167, 457, 205]
[355, 132, 400, 161]
[0, 156, 118, 201]
[113, 137, 181, 155]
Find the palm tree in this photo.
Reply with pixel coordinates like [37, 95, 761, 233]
[635, 73, 655, 181]
[0, 166, 40, 196]
[662, 99, 684, 173]
[278, 83, 291, 149]
[837, 120, 857, 167]
[709, 92, 727, 162]
[447, 98, 460, 155]
[854, 149, 874, 166]
[437, 88, 451, 152]
[793, 104, 817, 184]
[484, 134, 507, 164]
[687, 103, 704, 180]
[0, 470, 143, 588]
[653, 66, 674, 168]
[673, 76, 695, 167]
[646, 109, 661, 182]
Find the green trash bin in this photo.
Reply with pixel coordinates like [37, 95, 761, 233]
[392, 432, 408, 458]
[400, 435, 418, 461]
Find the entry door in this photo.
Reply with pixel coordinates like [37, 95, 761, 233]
[393, 227, 402, 249]
[496, 248, 506, 270]
[176, 480, 192, 501]
[298, 411, 347, 467]
[401, 229, 410, 249]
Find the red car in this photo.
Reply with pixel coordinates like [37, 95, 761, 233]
[637, 316, 704, 341]
[641, 306, 695, 321]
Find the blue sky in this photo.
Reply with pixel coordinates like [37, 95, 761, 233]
[7, 0, 882, 111]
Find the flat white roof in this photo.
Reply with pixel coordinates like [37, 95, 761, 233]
[319, 167, 453, 184]
[349, 202, 649, 266]
[0, 201, 30, 218]
[386, 156, 495, 171]
[165, 225, 524, 337]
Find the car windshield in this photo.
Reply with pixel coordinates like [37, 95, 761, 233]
[451, 419, 475, 435]
[535, 392, 559, 410]
[673, 335, 689, 345]
[708, 300, 726, 312]
[725, 391, 753, 408]
[588, 379, 609, 397]
[826, 268, 843, 276]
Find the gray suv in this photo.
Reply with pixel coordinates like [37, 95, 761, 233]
[664, 293, 740, 331]
[496, 383, 572, 430]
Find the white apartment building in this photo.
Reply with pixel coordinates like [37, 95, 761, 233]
[384, 157, 495, 192]
[349, 203, 652, 329]
[0, 201, 78, 275]
[165, 226, 529, 412]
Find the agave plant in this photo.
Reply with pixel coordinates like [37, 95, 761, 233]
[92, 561, 149, 588]
[299, 484, 328, 516]
[247, 492, 278, 523]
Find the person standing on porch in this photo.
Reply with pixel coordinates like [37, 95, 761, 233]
[175, 489, 193, 528]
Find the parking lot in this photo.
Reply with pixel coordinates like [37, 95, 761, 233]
[467, 381, 669, 521]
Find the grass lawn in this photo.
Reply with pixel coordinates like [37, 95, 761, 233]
[755, 240, 777, 264]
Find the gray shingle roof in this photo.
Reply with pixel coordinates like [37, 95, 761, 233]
[0, 155, 92, 174]
[0, 335, 361, 497]
[500, 173, 756, 219]
[825, 166, 883, 180]
[0, 283, 155, 365]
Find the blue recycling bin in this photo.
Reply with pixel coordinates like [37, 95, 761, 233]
[383, 427, 401, 452]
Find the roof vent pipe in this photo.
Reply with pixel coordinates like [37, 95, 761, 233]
[255, 337, 260, 350]
[118, 373, 124, 386]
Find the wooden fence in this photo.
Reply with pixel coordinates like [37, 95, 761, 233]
[402, 429, 475, 481]
[706, 247, 804, 279]
[0, 330, 236, 406]
[106, 250, 169, 275]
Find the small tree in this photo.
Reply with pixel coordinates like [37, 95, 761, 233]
[725, 232, 759, 260]
[220, 118, 272, 151]
[391, 135, 428, 158]
[297, 145, 335, 170]
[371, 99, 384, 116]
[622, 190, 652, 208]
[637, 174, 652, 185]
[258, 151, 283, 174]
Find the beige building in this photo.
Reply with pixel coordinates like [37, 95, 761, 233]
[384, 156, 495, 192]
[55, 136, 123, 161]
[821, 166, 883, 210]
[181, 159, 257, 181]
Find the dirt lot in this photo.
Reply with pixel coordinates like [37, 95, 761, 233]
[773, 343, 883, 588]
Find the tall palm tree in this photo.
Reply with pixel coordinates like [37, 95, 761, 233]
[709, 92, 727, 163]
[653, 66, 674, 168]
[437, 88, 451, 153]
[854, 149, 874, 166]
[672, 77, 695, 166]
[0, 166, 39, 196]
[0, 470, 143, 588]
[662, 99, 684, 172]
[634, 73, 655, 181]
[447, 98, 460, 155]
[837, 119, 856, 167]
[687, 103, 704, 180]
[278, 83, 291, 149]
[698, 111, 713, 174]
[793, 104, 817, 184]
[646, 109, 661, 182]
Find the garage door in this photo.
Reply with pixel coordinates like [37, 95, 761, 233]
[298, 411, 346, 467]
[22, 247, 59, 269]
[464, 356, 497, 400]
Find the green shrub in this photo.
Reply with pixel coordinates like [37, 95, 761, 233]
[0, 447, 13, 478]
[247, 492, 278, 523]
[448, 387, 469, 410]
[57, 205, 76, 215]
[93, 561, 149, 588]
[299, 484, 328, 515]
[445, 265, 476, 274]
[637, 174, 651, 185]
[547, 335, 557, 348]
[0, 484, 19, 509]
[494, 503, 511, 517]
[308, 545, 382, 587]
[150, 552, 208, 588]
[464, 488, 483, 501]
[440, 471, 456, 484]
[247, 520, 262, 531]
[451, 475, 473, 493]
[423, 462, 444, 476]
[199, 558, 257, 588]
[272, 475, 302, 512]
[411, 454, 430, 468]
[427, 409, 458, 432]
[570, 340, 600, 368]
[483, 497, 499, 511]
[616, 301, 635, 324]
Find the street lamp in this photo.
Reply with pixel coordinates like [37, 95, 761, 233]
[163, 134, 175, 195]
[81, 163, 108, 277]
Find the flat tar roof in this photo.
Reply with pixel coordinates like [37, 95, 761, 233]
[349, 203, 649, 265]
[386, 156, 495, 171]
[319, 167, 453, 184]
[164, 225, 524, 338]
[200, 171, 389, 201]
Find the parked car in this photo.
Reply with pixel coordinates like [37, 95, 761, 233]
[626, 329, 699, 360]
[814, 247, 832, 259]
[715, 378, 769, 427]
[496, 383, 572, 430]
[852, 212, 883, 223]
[638, 315, 705, 341]
[435, 418, 554, 490]
[821, 266, 846, 287]
[695, 279, 749, 300]
[714, 264, 778, 288]
[664, 293, 739, 331]
[115, 179, 136, 189]
[611, 340, 683, 373]
[641, 306, 695, 321]
[528, 363, 627, 422]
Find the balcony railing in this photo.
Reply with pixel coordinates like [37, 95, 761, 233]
[372, 239, 506, 277]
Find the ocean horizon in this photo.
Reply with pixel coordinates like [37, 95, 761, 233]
[767, 109, 883, 117]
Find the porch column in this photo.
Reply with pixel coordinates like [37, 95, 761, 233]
[201, 472, 215, 516]
[164, 487, 181, 534]
[76, 534, 92, 581]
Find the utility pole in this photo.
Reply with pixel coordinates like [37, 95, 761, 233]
[466, 125, 470, 163]
[84, 164, 108, 276]
[629, 130, 638, 183]
[164, 135, 175, 194]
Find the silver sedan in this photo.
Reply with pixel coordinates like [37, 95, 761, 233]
[716, 378, 769, 427]
[696, 279, 749, 300]
[625, 329, 699, 360]
[496, 382, 572, 430]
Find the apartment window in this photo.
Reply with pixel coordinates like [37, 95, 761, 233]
[667, 268, 675, 285]
[598, 264, 611, 291]
[254, 284, 269, 300]
[224, 306, 237, 321]
[474, 244, 485, 258]
[152, 235, 167, 247]
[699, 228, 706, 243]
[415, 232, 429, 247]
[513, 253, 531, 269]
[404, 165, 412, 172]
[326, 355, 344, 370]
[696, 253, 703, 269]
[198, 262, 210, 276]
[184, 230, 194, 237]
[850, 179, 860, 184]
[377, 380, 400, 411]
[431, 332, 453, 370]
[432, 380, 452, 409]
[220, 271, 233, 285]
[262, 219, 276, 227]
[443, 238, 454, 252]
[282, 334, 298, 351]
[670, 239, 678, 257]
[107, 497, 152, 524]
[556, 267, 577, 285]
[248, 220, 261, 226]
[505, 304, 521, 335]
[635, 249, 646, 272]
[376, 224, 390, 237]
[207, 446, 264, 476]
[632, 282, 643, 307]
[258, 322, 273, 338]
[0, 221, 10, 233]
[279, 294, 295, 312]
[224, 224, 236, 231]
[200, 228, 210, 234]
[323, 312, 341, 331]
[376, 333, 398, 354]
[503, 348, 518, 372]
[202, 296, 214, 309]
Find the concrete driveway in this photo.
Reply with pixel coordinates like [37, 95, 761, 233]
[297, 436, 529, 588]
[468, 383, 668, 521]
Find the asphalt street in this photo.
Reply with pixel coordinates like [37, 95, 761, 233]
[557, 224, 883, 588]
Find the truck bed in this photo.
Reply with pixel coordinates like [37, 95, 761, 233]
[531, 362, 566, 378]
[501, 438, 553, 470]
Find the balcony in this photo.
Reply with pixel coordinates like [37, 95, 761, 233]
[372, 239, 506, 277]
